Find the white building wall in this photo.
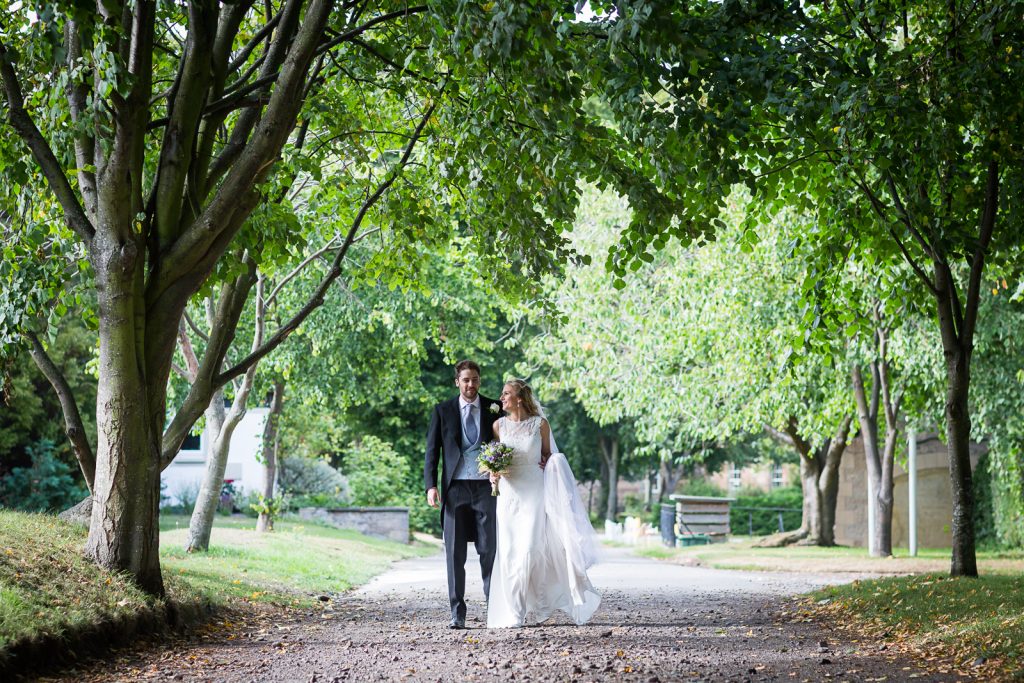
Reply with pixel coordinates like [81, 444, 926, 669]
[161, 407, 270, 505]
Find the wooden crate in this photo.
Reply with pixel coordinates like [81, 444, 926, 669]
[670, 494, 735, 542]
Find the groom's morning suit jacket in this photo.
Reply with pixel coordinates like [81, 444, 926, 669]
[424, 394, 502, 532]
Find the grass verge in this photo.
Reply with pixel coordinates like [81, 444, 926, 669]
[159, 514, 437, 606]
[809, 573, 1024, 681]
[634, 538, 1024, 574]
[0, 510, 155, 652]
[0, 509, 438, 675]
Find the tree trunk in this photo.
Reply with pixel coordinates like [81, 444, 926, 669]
[945, 346, 978, 576]
[256, 380, 284, 533]
[84, 238, 164, 596]
[185, 387, 229, 552]
[600, 435, 619, 522]
[660, 458, 686, 500]
[852, 363, 892, 556]
[816, 418, 851, 546]
[877, 422, 898, 555]
[769, 415, 851, 547]
[643, 467, 654, 511]
[798, 454, 822, 542]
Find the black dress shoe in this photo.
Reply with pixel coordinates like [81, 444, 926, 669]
[448, 617, 466, 629]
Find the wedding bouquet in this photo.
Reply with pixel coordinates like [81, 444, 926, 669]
[478, 441, 515, 496]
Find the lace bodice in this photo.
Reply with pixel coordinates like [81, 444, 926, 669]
[497, 416, 544, 471]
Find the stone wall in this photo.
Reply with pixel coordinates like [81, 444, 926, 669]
[706, 462, 799, 493]
[834, 434, 983, 549]
[298, 506, 410, 544]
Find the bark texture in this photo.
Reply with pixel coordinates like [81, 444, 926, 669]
[599, 435, 620, 522]
[256, 380, 284, 533]
[851, 341, 902, 558]
[85, 235, 164, 595]
[766, 415, 853, 547]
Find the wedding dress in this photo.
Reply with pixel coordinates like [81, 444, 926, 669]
[486, 415, 601, 628]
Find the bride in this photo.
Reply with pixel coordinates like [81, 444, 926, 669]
[486, 378, 601, 628]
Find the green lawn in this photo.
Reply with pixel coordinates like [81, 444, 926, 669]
[812, 573, 1024, 680]
[0, 510, 438, 658]
[634, 538, 1024, 574]
[159, 514, 437, 604]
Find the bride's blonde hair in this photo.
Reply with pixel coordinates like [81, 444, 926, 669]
[505, 378, 541, 417]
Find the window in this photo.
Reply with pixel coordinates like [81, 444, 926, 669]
[729, 465, 742, 490]
[771, 464, 784, 489]
[181, 433, 201, 451]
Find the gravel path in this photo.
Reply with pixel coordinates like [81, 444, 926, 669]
[49, 547, 970, 682]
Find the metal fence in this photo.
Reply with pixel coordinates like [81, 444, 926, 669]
[731, 505, 802, 535]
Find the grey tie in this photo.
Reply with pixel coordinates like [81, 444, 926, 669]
[463, 404, 478, 444]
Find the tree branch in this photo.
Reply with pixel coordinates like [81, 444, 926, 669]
[160, 258, 258, 467]
[0, 39, 96, 243]
[177, 320, 201, 381]
[848, 170, 938, 294]
[216, 92, 440, 385]
[264, 235, 341, 306]
[316, 6, 429, 57]
[884, 172, 937, 260]
[961, 159, 999, 345]
[152, 0, 218, 249]
[24, 332, 96, 492]
[64, 21, 98, 219]
[184, 309, 210, 343]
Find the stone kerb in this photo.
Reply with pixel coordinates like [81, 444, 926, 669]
[298, 506, 410, 544]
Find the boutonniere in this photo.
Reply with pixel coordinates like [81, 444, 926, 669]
[489, 403, 500, 414]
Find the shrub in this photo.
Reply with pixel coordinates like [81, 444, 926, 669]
[621, 492, 658, 526]
[278, 455, 350, 503]
[677, 479, 726, 497]
[288, 492, 350, 509]
[164, 480, 200, 515]
[729, 485, 803, 536]
[0, 438, 86, 512]
[406, 491, 442, 536]
[344, 436, 407, 507]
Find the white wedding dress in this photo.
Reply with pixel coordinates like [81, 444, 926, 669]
[486, 416, 601, 628]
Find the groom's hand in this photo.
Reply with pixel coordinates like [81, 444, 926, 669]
[427, 487, 439, 508]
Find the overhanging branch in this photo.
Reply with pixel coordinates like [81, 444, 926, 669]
[215, 93, 440, 385]
[0, 39, 96, 243]
[25, 332, 96, 492]
[961, 159, 999, 345]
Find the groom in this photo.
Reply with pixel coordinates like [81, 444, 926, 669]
[424, 359, 502, 629]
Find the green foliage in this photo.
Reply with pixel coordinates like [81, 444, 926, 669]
[0, 438, 86, 513]
[286, 492, 348, 511]
[972, 296, 1024, 548]
[677, 479, 727, 498]
[621, 493, 658, 526]
[247, 494, 288, 519]
[972, 453, 999, 549]
[161, 480, 199, 516]
[277, 457, 349, 503]
[529, 186, 852, 457]
[0, 314, 96, 486]
[729, 486, 803, 537]
[343, 436, 407, 508]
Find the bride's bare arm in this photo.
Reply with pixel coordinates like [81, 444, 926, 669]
[540, 419, 551, 469]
